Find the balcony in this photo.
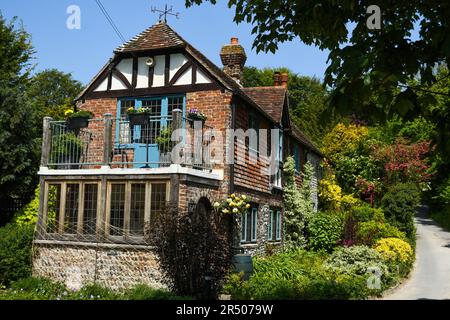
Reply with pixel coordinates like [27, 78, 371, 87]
[39, 109, 217, 177]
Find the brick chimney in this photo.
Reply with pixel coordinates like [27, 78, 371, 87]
[220, 37, 247, 84]
[280, 72, 289, 89]
[273, 72, 281, 86]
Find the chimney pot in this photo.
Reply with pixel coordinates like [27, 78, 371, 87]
[281, 72, 289, 89]
[220, 37, 247, 84]
[273, 72, 281, 86]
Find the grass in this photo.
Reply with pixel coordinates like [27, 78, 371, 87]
[0, 277, 193, 301]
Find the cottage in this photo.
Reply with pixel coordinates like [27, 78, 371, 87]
[33, 22, 323, 290]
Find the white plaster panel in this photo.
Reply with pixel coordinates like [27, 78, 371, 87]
[137, 57, 149, 88]
[152, 55, 165, 87]
[196, 69, 212, 84]
[116, 59, 133, 84]
[174, 67, 192, 86]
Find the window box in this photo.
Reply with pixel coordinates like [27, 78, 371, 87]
[67, 116, 90, 132]
[128, 113, 150, 126]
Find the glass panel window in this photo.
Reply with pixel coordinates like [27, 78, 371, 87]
[110, 184, 126, 236]
[64, 184, 80, 234]
[83, 184, 98, 235]
[151, 183, 166, 223]
[130, 184, 146, 236]
[47, 184, 61, 233]
[248, 114, 259, 154]
[118, 100, 134, 144]
[241, 206, 258, 243]
[268, 209, 282, 241]
[168, 96, 184, 116]
[140, 99, 162, 144]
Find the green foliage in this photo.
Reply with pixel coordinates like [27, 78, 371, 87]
[356, 221, 407, 246]
[67, 110, 94, 119]
[0, 278, 187, 300]
[324, 246, 390, 289]
[374, 238, 413, 265]
[14, 187, 40, 226]
[123, 284, 192, 300]
[381, 183, 420, 241]
[51, 132, 84, 163]
[0, 224, 34, 286]
[155, 128, 173, 153]
[0, 15, 39, 209]
[351, 206, 385, 223]
[242, 67, 330, 146]
[307, 212, 344, 252]
[283, 157, 314, 248]
[27, 69, 84, 121]
[223, 249, 371, 300]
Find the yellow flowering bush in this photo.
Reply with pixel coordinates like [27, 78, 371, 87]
[214, 194, 250, 215]
[322, 123, 369, 160]
[374, 238, 413, 265]
[318, 175, 342, 211]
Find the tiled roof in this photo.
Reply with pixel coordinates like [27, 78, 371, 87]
[242, 87, 287, 123]
[115, 22, 185, 52]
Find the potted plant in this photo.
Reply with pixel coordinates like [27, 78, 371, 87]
[155, 128, 173, 164]
[127, 107, 151, 126]
[51, 132, 84, 169]
[187, 108, 207, 126]
[65, 109, 94, 133]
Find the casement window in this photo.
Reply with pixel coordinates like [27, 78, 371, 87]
[44, 181, 100, 235]
[241, 206, 258, 243]
[267, 209, 282, 241]
[248, 113, 260, 155]
[43, 180, 168, 240]
[106, 181, 169, 238]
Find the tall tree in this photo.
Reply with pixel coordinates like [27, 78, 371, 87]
[243, 67, 331, 146]
[0, 15, 39, 218]
[186, 1, 450, 119]
[27, 69, 84, 121]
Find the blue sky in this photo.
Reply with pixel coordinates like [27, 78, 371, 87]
[1, 0, 329, 85]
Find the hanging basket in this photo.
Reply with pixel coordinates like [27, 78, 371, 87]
[66, 116, 90, 133]
[128, 113, 150, 126]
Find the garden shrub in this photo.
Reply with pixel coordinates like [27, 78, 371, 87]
[356, 221, 407, 246]
[374, 238, 413, 266]
[381, 182, 420, 241]
[8, 277, 67, 300]
[324, 245, 391, 288]
[307, 212, 344, 252]
[283, 157, 315, 248]
[0, 223, 34, 286]
[14, 187, 40, 226]
[223, 249, 371, 300]
[351, 206, 385, 223]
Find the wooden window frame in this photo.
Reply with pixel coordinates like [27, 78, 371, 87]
[268, 208, 282, 242]
[105, 180, 170, 241]
[43, 181, 101, 237]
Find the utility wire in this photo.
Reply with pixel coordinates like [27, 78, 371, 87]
[95, 0, 126, 43]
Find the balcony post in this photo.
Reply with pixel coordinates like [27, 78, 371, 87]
[172, 108, 183, 132]
[103, 113, 113, 167]
[40, 117, 53, 167]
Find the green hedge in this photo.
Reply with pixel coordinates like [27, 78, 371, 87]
[0, 223, 34, 286]
[381, 183, 420, 241]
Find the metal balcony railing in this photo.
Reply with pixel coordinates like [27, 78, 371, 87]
[41, 110, 214, 172]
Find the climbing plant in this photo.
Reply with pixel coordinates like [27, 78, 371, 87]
[283, 156, 315, 249]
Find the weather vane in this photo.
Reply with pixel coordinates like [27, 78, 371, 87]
[151, 4, 180, 23]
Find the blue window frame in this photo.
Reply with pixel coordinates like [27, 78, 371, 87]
[115, 95, 186, 147]
[241, 206, 258, 243]
[268, 209, 282, 241]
